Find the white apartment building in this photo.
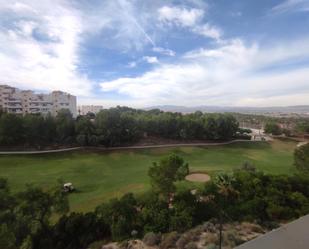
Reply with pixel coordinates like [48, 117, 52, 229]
[78, 105, 103, 115]
[0, 85, 77, 117]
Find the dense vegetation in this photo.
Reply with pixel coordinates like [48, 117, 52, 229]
[0, 107, 239, 147]
[1, 153, 308, 249]
[294, 143, 309, 171]
[264, 122, 282, 135]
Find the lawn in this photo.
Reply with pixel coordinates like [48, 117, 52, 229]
[0, 139, 297, 212]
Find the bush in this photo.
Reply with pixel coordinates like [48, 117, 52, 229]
[264, 122, 282, 135]
[294, 143, 309, 171]
[76, 134, 87, 146]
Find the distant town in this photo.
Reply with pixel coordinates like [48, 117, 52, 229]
[1, 84, 309, 120]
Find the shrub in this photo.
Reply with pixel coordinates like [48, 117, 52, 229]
[294, 143, 309, 171]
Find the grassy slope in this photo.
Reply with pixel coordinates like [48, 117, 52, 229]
[0, 139, 297, 212]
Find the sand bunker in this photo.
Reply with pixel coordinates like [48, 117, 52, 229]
[185, 173, 211, 183]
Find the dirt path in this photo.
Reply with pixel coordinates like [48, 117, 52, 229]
[0, 139, 262, 155]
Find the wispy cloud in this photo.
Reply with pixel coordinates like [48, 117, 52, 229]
[271, 0, 309, 14]
[0, 0, 93, 95]
[143, 56, 159, 64]
[158, 6, 204, 27]
[158, 5, 222, 40]
[100, 38, 309, 107]
[153, 47, 176, 56]
[1, 0, 308, 108]
[192, 23, 222, 40]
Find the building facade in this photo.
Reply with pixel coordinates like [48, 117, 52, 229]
[78, 105, 103, 115]
[0, 85, 77, 117]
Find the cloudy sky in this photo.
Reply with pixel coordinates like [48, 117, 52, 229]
[0, 0, 309, 107]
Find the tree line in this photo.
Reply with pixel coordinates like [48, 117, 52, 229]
[0, 107, 240, 148]
[1, 154, 308, 249]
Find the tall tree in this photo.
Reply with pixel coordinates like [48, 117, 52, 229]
[294, 143, 309, 171]
[264, 122, 282, 135]
[0, 113, 24, 145]
[55, 109, 75, 143]
[148, 154, 189, 198]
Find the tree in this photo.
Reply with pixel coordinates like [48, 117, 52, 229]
[264, 122, 282, 135]
[294, 143, 309, 171]
[213, 174, 239, 249]
[148, 154, 189, 198]
[52, 212, 110, 249]
[169, 190, 196, 232]
[17, 184, 68, 227]
[0, 113, 24, 145]
[43, 114, 57, 144]
[96, 193, 138, 240]
[139, 192, 170, 233]
[0, 224, 17, 249]
[55, 109, 75, 143]
[23, 115, 45, 146]
[296, 121, 309, 134]
[95, 109, 122, 146]
[95, 108, 141, 147]
[75, 116, 95, 146]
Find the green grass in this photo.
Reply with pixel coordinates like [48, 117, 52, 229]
[0, 139, 297, 212]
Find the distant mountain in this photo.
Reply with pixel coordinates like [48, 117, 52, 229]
[144, 105, 309, 115]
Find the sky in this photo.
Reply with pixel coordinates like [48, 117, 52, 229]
[0, 0, 309, 108]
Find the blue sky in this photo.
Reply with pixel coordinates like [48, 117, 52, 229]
[0, 0, 309, 107]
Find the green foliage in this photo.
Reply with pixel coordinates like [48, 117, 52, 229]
[95, 108, 141, 147]
[227, 171, 309, 221]
[264, 122, 282, 135]
[75, 116, 95, 145]
[0, 178, 70, 249]
[169, 191, 196, 232]
[0, 224, 17, 249]
[148, 154, 189, 196]
[0, 106, 239, 147]
[1, 155, 309, 249]
[139, 192, 170, 233]
[294, 143, 309, 171]
[55, 109, 75, 143]
[296, 121, 309, 133]
[96, 193, 138, 240]
[52, 212, 110, 249]
[0, 113, 24, 145]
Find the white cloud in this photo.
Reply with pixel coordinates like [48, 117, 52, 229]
[100, 38, 309, 107]
[0, 0, 93, 96]
[127, 61, 137, 68]
[82, 0, 159, 51]
[1, 0, 308, 108]
[158, 6, 204, 27]
[143, 56, 159, 64]
[158, 5, 222, 40]
[271, 0, 309, 14]
[192, 23, 222, 40]
[153, 47, 176, 56]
